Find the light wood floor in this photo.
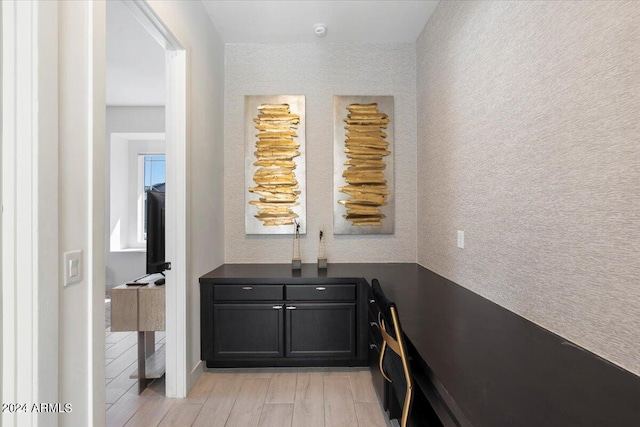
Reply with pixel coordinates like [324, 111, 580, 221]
[105, 328, 390, 427]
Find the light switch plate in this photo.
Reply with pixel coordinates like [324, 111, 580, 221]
[63, 250, 82, 286]
[457, 230, 465, 249]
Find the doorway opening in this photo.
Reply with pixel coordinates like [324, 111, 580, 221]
[102, 0, 187, 421]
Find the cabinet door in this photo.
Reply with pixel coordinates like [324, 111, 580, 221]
[213, 303, 284, 359]
[285, 303, 356, 358]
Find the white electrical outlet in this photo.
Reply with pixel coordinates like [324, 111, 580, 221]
[457, 231, 465, 249]
[63, 250, 82, 286]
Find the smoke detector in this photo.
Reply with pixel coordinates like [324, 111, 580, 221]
[314, 23, 327, 37]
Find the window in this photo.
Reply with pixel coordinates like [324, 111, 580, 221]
[139, 154, 166, 242]
[144, 155, 166, 192]
[109, 133, 165, 252]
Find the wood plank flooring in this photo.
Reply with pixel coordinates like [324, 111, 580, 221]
[105, 328, 390, 427]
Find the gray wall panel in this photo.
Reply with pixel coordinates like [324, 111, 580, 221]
[417, 1, 640, 375]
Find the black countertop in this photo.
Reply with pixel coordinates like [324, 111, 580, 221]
[200, 263, 640, 426]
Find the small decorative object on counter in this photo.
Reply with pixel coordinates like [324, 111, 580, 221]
[318, 227, 327, 269]
[292, 220, 302, 270]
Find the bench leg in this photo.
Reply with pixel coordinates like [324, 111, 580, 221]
[137, 331, 153, 394]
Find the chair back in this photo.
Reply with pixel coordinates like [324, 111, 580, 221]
[371, 278, 413, 427]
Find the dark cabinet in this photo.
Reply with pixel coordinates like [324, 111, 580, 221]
[367, 286, 388, 410]
[212, 303, 283, 359]
[200, 279, 366, 368]
[214, 284, 283, 301]
[285, 303, 356, 358]
[286, 284, 356, 301]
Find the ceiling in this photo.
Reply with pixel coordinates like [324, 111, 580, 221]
[106, 0, 165, 106]
[106, 0, 439, 106]
[202, 0, 440, 43]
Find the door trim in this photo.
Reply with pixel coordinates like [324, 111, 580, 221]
[120, 0, 188, 399]
[1, 1, 60, 424]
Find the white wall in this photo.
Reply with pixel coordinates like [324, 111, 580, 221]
[58, 1, 105, 425]
[417, 1, 640, 376]
[0, 1, 3, 410]
[59, 1, 90, 423]
[105, 106, 164, 286]
[224, 43, 417, 263]
[147, 0, 226, 389]
[36, 2, 61, 423]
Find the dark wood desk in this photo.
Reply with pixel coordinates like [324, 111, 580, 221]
[200, 263, 640, 426]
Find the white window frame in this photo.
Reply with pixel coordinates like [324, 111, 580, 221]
[109, 132, 165, 252]
[136, 152, 166, 244]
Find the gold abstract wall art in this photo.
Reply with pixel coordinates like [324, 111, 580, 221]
[250, 104, 300, 226]
[339, 103, 390, 226]
[245, 96, 306, 234]
[334, 96, 394, 234]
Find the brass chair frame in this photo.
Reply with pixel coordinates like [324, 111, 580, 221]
[377, 307, 413, 427]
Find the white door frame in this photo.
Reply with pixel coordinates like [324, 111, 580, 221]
[2, 1, 59, 425]
[2, 2, 187, 425]
[120, 0, 188, 398]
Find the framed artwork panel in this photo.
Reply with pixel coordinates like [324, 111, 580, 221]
[245, 95, 306, 235]
[333, 95, 394, 235]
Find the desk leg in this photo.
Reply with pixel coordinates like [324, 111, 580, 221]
[137, 331, 153, 394]
[145, 331, 155, 357]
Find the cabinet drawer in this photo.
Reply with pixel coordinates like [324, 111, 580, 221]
[368, 290, 381, 320]
[369, 318, 383, 348]
[368, 330, 387, 409]
[214, 284, 283, 301]
[286, 284, 356, 301]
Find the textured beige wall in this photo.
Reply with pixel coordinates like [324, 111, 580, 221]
[225, 43, 417, 263]
[417, 1, 640, 375]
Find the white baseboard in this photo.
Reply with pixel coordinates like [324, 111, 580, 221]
[189, 360, 204, 392]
